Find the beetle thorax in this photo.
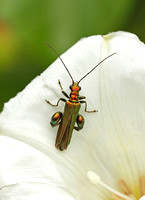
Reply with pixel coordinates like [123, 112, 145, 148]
[69, 82, 81, 102]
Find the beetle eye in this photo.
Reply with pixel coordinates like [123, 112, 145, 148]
[79, 86, 81, 91]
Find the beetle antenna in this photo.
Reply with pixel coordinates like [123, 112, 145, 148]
[78, 53, 116, 84]
[45, 42, 74, 83]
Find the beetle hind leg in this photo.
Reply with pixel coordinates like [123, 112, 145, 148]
[74, 114, 85, 131]
[50, 112, 63, 127]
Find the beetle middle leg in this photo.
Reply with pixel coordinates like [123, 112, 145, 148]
[79, 96, 86, 100]
[80, 100, 98, 113]
[74, 114, 85, 131]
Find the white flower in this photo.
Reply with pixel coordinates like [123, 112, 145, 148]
[0, 31, 145, 200]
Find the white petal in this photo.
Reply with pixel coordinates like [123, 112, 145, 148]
[0, 183, 76, 200]
[0, 31, 145, 199]
[140, 196, 145, 200]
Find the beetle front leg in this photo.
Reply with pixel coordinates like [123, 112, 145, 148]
[58, 79, 70, 98]
[80, 100, 98, 113]
[45, 98, 66, 107]
[74, 114, 85, 131]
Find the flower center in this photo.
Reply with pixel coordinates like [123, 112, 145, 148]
[87, 171, 145, 200]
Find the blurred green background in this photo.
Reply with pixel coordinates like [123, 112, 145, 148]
[0, 0, 145, 111]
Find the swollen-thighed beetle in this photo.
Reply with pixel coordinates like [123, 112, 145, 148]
[45, 42, 116, 151]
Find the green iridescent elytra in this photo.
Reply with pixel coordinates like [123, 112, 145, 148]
[54, 100, 83, 150]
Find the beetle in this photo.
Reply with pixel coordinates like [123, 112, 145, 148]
[45, 43, 116, 150]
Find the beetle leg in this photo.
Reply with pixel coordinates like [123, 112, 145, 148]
[50, 112, 63, 127]
[45, 98, 66, 106]
[74, 114, 85, 131]
[58, 79, 69, 98]
[79, 96, 86, 99]
[80, 100, 98, 113]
